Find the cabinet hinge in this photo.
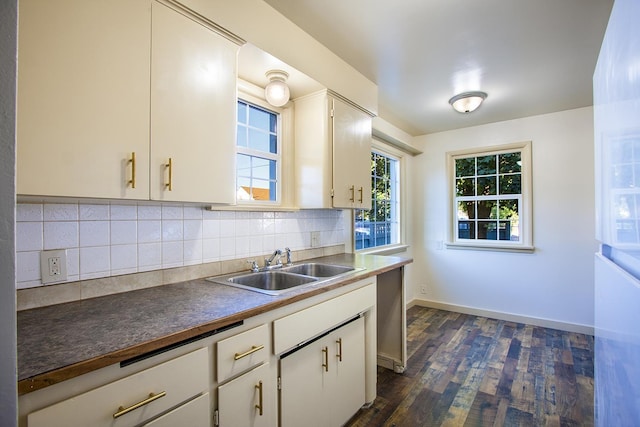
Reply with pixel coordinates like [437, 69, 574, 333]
[330, 188, 334, 198]
[213, 409, 219, 426]
[330, 108, 335, 118]
[277, 376, 282, 390]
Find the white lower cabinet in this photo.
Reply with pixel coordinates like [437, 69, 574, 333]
[280, 316, 365, 427]
[217, 363, 276, 427]
[27, 347, 210, 427]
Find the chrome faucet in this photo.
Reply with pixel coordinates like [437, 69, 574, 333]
[284, 247, 292, 266]
[264, 249, 282, 269]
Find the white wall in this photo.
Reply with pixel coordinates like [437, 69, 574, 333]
[411, 107, 596, 330]
[0, 0, 18, 425]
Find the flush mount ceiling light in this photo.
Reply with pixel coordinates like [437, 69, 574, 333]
[448, 91, 488, 113]
[264, 70, 290, 107]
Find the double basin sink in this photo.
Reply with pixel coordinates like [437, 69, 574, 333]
[207, 263, 364, 295]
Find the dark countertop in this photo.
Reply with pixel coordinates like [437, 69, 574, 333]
[17, 253, 412, 395]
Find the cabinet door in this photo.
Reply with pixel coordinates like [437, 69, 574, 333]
[331, 97, 372, 209]
[150, 1, 238, 204]
[17, 0, 151, 199]
[326, 317, 366, 426]
[280, 317, 366, 427]
[217, 363, 276, 427]
[279, 340, 327, 427]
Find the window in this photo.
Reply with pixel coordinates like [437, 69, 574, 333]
[447, 141, 532, 251]
[236, 100, 280, 202]
[355, 151, 400, 250]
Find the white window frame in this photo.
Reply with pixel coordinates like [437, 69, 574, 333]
[235, 84, 285, 207]
[446, 141, 534, 252]
[355, 142, 407, 254]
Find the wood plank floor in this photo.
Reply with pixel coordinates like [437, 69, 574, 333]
[346, 306, 594, 427]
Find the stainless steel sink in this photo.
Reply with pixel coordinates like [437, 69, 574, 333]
[206, 262, 363, 295]
[281, 263, 355, 277]
[229, 271, 317, 294]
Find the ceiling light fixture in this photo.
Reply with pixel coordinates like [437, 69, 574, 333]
[448, 91, 488, 113]
[264, 70, 290, 107]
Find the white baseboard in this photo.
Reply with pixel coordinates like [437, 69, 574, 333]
[408, 297, 594, 336]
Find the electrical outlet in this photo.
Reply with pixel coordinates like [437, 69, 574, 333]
[41, 249, 68, 284]
[310, 231, 320, 247]
[420, 285, 428, 294]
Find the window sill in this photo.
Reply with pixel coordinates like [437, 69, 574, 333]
[357, 244, 409, 256]
[445, 242, 535, 253]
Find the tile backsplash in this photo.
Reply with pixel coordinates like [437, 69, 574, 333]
[16, 202, 346, 289]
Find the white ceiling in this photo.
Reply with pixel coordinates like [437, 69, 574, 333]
[261, 0, 613, 136]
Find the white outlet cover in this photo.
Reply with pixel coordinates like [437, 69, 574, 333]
[40, 249, 68, 284]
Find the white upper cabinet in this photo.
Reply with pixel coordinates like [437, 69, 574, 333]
[150, 1, 239, 203]
[17, 0, 242, 204]
[294, 90, 372, 209]
[17, 0, 151, 200]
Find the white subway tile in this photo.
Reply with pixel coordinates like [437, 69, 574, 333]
[162, 205, 183, 220]
[138, 220, 161, 243]
[203, 209, 220, 220]
[138, 204, 162, 220]
[16, 251, 41, 283]
[44, 203, 78, 221]
[183, 206, 203, 220]
[138, 242, 162, 269]
[16, 222, 43, 252]
[16, 203, 43, 222]
[111, 244, 137, 272]
[249, 235, 264, 255]
[79, 221, 110, 247]
[111, 221, 137, 245]
[79, 204, 110, 221]
[203, 219, 220, 239]
[162, 241, 183, 268]
[183, 220, 203, 241]
[80, 246, 110, 278]
[162, 220, 184, 242]
[67, 248, 80, 277]
[184, 240, 203, 266]
[44, 221, 78, 249]
[219, 219, 236, 238]
[203, 238, 220, 262]
[219, 237, 236, 259]
[235, 236, 251, 256]
[110, 204, 137, 220]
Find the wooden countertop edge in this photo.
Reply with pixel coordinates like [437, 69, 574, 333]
[18, 256, 412, 395]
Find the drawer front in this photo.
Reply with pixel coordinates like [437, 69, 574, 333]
[273, 281, 375, 354]
[144, 392, 211, 427]
[28, 347, 209, 427]
[217, 324, 269, 383]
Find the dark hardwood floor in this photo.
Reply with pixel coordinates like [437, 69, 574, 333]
[346, 306, 594, 427]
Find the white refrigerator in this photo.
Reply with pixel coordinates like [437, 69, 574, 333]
[594, 0, 640, 424]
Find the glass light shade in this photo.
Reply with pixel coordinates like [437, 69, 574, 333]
[449, 91, 487, 113]
[264, 70, 290, 107]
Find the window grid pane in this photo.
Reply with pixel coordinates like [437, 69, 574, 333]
[236, 100, 279, 202]
[355, 152, 400, 250]
[455, 151, 522, 243]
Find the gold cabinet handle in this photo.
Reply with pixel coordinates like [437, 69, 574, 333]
[349, 185, 355, 202]
[336, 338, 343, 362]
[165, 158, 173, 191]
[113, 391, 166, 419]
[255, 380, 263, 416]
[358, 186, 363, 203]
[234, 345, 264, 360]
[322, 346, 329, 372]
[128, 152, 136, 189]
